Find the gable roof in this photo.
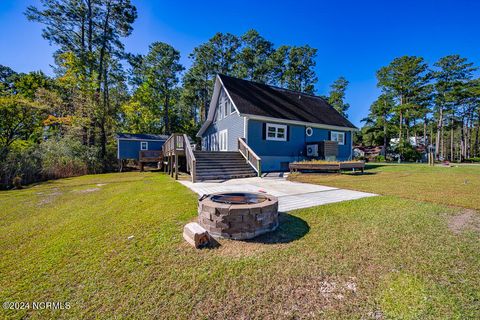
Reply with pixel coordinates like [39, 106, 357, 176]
[219, 74, 356, 128]
[116, 133, 169, 141]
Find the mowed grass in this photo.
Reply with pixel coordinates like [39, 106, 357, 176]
[289, 163, 480, 209]
[0, 171, 479, 319]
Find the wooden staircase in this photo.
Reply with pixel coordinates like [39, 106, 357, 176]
[162, 134, 261, 182]
[193, 151, 257, 181]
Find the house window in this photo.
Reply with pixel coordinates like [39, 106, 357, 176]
[228, 100, 234, 114]
[223, 98, 228, 117]
[306, 127, 313, 137]
[331, 131, 345, 145]
[140, 141, 148, 150]
[266, 123, 287, 141]
[219, 130, 228, 151]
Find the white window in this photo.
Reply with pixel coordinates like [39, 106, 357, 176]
[219, 130, 228, 151]
[223, 98, 228, 117]
[140, 141, 148, 150]
[331, 131, 345, 145]
[217, 104, 222, 120]
[228, 100, 234, 114]
[266, 123, 287, 141]
[210, 133, 218, 151]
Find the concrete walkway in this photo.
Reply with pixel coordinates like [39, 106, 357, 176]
[179, 177, 376, 212]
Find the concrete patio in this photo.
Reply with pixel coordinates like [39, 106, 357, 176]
[179, 176, 376, 212]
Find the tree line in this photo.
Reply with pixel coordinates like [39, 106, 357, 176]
[360, 55, 480, 162]
[2, 0, 351, 188]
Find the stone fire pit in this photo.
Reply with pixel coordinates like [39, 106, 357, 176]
[198, 192, 279, 240]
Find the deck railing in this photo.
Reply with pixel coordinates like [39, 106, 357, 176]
[238, 138, 262, 176]
[162, 133, 185, 157]
[139, 150, 162, 162]
[183, 134, 196, 182]
[162, 133, 197, 181]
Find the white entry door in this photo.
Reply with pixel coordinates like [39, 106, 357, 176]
[219, 130, 228, 151]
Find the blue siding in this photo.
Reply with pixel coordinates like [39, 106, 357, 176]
[202, 89, 244, 151]
[247, 119, 352, 172]
[117, 139, 165, 160]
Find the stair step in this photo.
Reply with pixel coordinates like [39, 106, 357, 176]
[195, 173, 257, 181]
[196, 161, 249, 166]
[196, 168, 256, 174]
[196, 164, 251, 169]
[194, 155, 245, 159]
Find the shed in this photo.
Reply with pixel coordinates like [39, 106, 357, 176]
[117, 133, 169, 160]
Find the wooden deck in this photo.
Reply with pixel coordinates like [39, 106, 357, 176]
[289, 161, 365, 173]
[139, 150, 162, 171]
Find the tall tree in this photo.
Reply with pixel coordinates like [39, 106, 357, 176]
[328, 76, 350, 118]
[284, 45, 318, 94]
[130, 42, 184, 134]
[26, 0, 137, 168]
[376, 56, 430, 146]
[236, 29, 274, 82]
[362, 93, 395, 154]
[432, 55, 476, 160]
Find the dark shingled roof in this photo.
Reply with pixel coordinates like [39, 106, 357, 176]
[117, 133, 169, 140]
[219, 74, 356, 129]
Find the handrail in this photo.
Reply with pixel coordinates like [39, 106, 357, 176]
[238, 138, 262, 176]
[183, 134, 196, 182]
[162, 133, 184, 156]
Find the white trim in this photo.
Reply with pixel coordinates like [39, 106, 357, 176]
[217, 75, 241, 114]
[331, 131, 345, 145]
[243, 116, 248, 140]
[118, 138, 166, 142]
[219, 129, 228, 151]
[117, 138, 120, 159]
[140, 141, 148, 150]
[306, 126, 313, 137]
[245, 114, 358, 132]
[197, 76, 241, 137]
[266, 123, 288, 141]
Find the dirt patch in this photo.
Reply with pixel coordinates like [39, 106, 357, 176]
[73, 188, 100, 194]
[37, 189, 63, 206]
[191, 275, 358, 319]
[448, 209, 480, 234]
[216, 239, 282, 258]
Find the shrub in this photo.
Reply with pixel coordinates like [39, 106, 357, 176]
[464, 157, 480, 163]
[12, 176, 23, 189]
[396, 140, 422, 162]
[0, 141, 42, 189]
[39, 137, 93, 180]
[375, 155, 386, 162]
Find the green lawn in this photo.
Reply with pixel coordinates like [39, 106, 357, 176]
[289, 163, 480, 210]
[1, 170, 479, 319]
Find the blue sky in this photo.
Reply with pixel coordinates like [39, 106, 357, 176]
[1, 0, 479, 127]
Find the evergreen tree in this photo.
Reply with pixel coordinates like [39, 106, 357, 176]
[328, 76, 350, 118]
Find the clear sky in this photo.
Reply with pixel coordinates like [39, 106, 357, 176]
[1, 0, 479, 127]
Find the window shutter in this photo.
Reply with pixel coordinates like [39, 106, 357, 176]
[262, 123, 266, 140]
[286, 126, 290, 141]
[328, 131, 331, 140]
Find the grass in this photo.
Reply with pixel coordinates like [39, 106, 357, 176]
[291, 159, 364, 164]
[289, 162, 480, 210]
[0, 170, 479, 319]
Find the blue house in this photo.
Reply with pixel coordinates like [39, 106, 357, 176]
[116, 133, 168, 160]
[196, 74, 357, 172]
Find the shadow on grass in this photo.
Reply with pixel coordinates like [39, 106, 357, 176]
[364, 163, 389, 170]
[246, 212, 310, 244]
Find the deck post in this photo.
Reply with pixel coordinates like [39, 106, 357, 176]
[170, 155, 174, 177]
[174, 153, 179, 180]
